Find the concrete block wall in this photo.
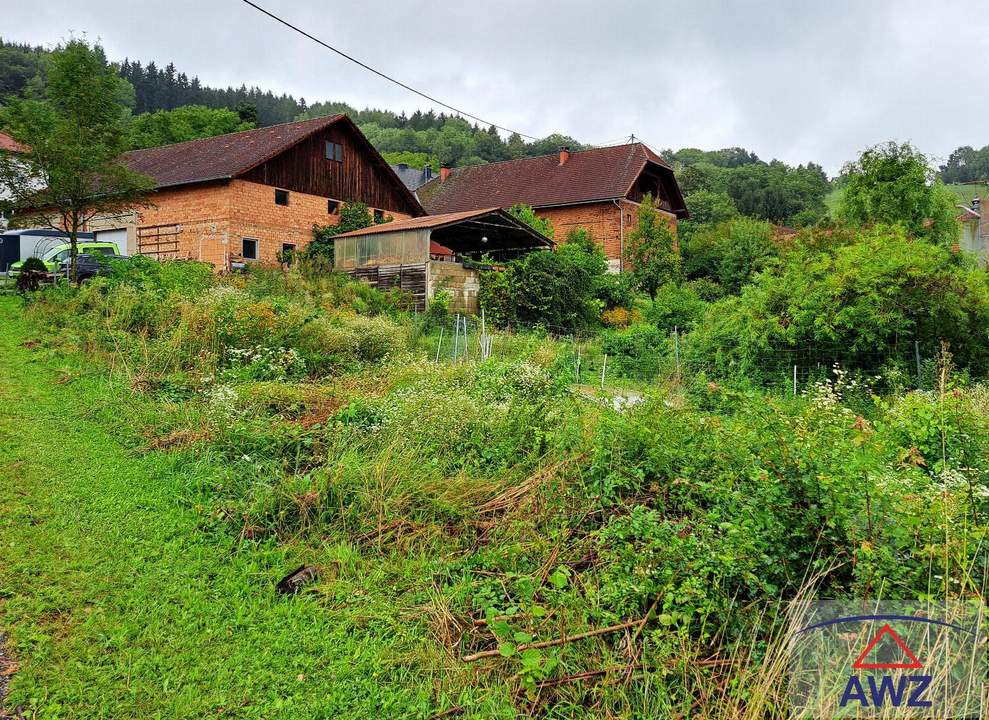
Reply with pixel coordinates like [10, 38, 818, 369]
[428, 260, 480, 314]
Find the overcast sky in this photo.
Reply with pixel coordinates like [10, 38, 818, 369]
[2, 0, 987, 175]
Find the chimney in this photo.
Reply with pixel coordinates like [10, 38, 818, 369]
[397, 163, 409, 171]
[559, 146, 571, 165]
[440, 165, 451, 183]
[423, 164, 432, 180]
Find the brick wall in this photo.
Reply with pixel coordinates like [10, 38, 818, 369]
[534, 199, 676, 272]
[131, 180, 412, 270]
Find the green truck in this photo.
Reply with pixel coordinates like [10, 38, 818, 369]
[8, 241, 121, 275]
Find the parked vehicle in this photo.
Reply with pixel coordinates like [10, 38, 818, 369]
[8, 241, 120, 275]
[56, 253, 128, 281]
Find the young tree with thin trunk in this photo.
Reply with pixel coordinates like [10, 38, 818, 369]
[623, 193, 682, 299]
[0, 39, 153, 282]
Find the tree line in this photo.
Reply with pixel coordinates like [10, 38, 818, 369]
[2, 36, 984, 229]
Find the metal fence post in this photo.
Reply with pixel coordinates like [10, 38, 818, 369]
[435, 327, 444, 363]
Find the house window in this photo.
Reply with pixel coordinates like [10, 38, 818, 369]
[242, 237, 258, 260]
[275, 189, 289, 206]
[325, 141, 343, 162]
[328, 199, 340, 215]
[280, 243, 296, 265]
[373, 209, 384, 222]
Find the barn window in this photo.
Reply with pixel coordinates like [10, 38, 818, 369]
[280, 243, 296, 265]
[328, 199, 340, 215]
[325, 141, 343, 162]
[242, 237, 258, 260]
[275, 189, 289, 206]
[373, 209, 384, 222]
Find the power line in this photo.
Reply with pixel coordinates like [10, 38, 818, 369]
[237, 0, 541, 140]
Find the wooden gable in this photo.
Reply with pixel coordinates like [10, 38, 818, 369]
[239, 119, 423, 216]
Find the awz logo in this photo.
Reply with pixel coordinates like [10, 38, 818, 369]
[789, 604, 984, 718]
[838, 623, 930, 709]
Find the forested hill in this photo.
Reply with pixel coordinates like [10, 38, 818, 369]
[1, 37, 984, 226]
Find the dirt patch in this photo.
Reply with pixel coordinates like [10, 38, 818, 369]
[143, 428, 210, 452]
[0, 632, 16, 719]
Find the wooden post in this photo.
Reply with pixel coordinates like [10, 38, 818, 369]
[793, 365, 797, 396]
[453, 315, 460, 360]
[601, 354, 608, 390]
[915, 340, 922, 384]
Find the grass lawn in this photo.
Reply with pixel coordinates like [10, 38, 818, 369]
[0, 295, 496, 719]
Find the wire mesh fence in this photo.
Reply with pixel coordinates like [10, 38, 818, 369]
[422, 312, 940, 397]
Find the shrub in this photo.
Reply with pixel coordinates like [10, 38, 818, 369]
[646, 282, 707, 332]
[682, 217, 778, 293]
[15, 256, 48, 293]
[296, 315, 404, 374]
[600, 323, 669, 379]
[479, 240, 606, 332]
[105, 255, 214, 296]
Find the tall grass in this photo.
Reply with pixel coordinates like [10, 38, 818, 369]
[19, 260, 989, 717]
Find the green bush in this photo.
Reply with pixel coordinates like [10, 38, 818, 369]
[296, 315, 404, 374]
[682, 217, 778, 293]
[479, 233, 607, 332]
[684, 225, 989, 381]
[646, 282, 707, 332]
[600, 323, 669, 379]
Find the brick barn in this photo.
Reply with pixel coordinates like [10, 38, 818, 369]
[417, 143, 689, 272]
[95, 115, 424, 269]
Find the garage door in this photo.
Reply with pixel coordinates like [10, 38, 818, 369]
[94, 228, 128, 255]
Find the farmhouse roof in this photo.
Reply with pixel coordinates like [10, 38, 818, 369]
[120, 115, 423, 214]
[418, 142, 688, 218]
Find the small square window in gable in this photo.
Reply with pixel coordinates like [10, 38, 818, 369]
[275, 189, 289, 206]
[328, 199, 340, 215]
[373, 209, 384, 222]
[325, 141, 343, 162]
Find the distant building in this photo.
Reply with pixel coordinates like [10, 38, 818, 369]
[0, 131, 30, 230]
[957, 197, 986, 258]
[389, 163, 434, 193]
[333, 207, 552, 312]
[418, 143, 688, 272]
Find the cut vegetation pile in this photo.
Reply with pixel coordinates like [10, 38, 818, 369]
[4, 256, 989, 718]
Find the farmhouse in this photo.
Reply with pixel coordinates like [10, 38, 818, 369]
[83, 115, 424, 269]
[333, 207, 553, 312]
[418, 143, 689, 272]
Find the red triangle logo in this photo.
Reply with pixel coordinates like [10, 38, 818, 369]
[852, 624, 923, 670]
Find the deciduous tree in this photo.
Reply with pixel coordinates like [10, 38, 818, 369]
[0, 39, 154, 282]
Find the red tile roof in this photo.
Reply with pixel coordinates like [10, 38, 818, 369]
[419, 143, 687, 217]
[121, 115, 345, 188]
[0, 131, 29, 153]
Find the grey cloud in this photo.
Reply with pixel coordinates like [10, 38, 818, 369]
[2, 0, 987, 174]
